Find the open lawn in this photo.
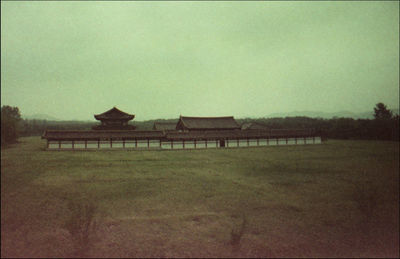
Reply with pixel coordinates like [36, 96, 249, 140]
[1, 137, 399, 258]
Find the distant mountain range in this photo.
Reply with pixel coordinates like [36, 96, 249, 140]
[23, 114, 61, 121]
[265, 109, 399, 119]
[23, 109, 399, 121]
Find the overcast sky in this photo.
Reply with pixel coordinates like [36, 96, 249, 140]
[1, 1, 399, 121]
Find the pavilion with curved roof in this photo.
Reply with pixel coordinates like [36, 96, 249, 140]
[92, 107, 136, 130]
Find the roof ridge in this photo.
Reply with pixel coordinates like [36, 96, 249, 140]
[95, 107, 134, 117]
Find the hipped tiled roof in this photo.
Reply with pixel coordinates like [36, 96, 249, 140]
[42, 129, 316, 140]
[166, 129, 315, 140]
[42, 130, 163, 140]
[94, 107, 135, 120]
[92, 125, 136, 130]
[178, 116, 241, 130]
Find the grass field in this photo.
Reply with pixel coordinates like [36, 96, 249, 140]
[1, 137, 399, 258]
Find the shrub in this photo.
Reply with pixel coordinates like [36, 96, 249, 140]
[230, 214, 247, 253]
[63, 197, 98, 257]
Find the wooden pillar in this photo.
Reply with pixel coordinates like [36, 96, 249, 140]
[85, 140, 87, 149]
[247, 138, 249, 147]
[183, 139, 185, 149]
[171, 139, 174, 149]
[194, 139, 197, 149]
[135, 139, 137, 148]
[110, 138, 112, 148]
[72, 140, 75, 150]
[205, 139, 208, 148]
[147, 139, 150, 149]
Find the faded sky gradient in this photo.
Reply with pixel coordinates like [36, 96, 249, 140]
[1, 1, 399, 121]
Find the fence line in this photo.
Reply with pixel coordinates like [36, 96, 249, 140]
[46, 136, 322, 150]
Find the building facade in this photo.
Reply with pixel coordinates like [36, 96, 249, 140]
[42, 128, 322, 150]
[176, 116, 241, 131]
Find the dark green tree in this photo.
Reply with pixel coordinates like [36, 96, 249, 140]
[372, 103, 396, 140]
[1, 105, 22, 145]
[373, 103, 393, 120]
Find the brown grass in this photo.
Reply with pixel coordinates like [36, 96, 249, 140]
[1, 137, 399, 257]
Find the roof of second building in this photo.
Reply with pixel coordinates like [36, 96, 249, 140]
[178, 116, 241, 130]
[166, 128, 316, 140]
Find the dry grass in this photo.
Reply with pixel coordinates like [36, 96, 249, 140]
[1, 137, 399, 258]
[63, 195, 98, 257]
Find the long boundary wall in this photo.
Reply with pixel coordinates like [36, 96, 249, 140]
[46, 136, 322, 150]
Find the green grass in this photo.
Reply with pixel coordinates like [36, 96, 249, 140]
[1, 137, 399, 258]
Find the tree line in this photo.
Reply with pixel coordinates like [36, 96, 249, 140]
[1, 103, 398, 146]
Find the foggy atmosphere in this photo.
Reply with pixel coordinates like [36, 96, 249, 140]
[1, 1, 399, 258]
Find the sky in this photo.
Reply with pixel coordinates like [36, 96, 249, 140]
[1, 1, 399, 121]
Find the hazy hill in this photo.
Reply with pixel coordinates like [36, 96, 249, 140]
[23, 114, 61, 121]
[265, 109, 399, 119]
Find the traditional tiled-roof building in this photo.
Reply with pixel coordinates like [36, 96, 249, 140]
[92, 107, 136, 130]
[176, 116, 241, 131]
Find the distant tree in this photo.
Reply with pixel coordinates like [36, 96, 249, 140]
[391, 115, 399, 141]
[1, 105, 22, 145]
[373, 103, 393, 120]
[371, 103, 398, 140]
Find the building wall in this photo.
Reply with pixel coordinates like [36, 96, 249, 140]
[46, 137, 322, 150]
[195, 141, 206, 149]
